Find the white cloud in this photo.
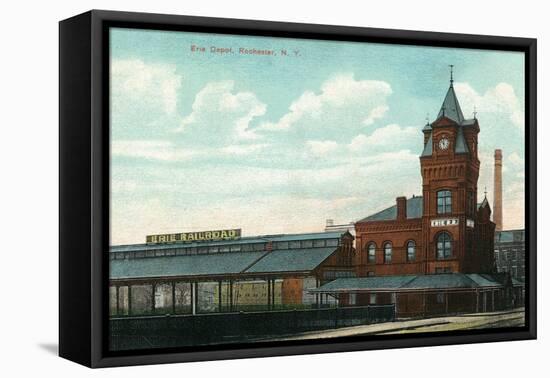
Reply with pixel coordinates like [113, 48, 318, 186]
[306, 140, 339, 156]
[348, 124, 417, 152]
[454, 82, 524, 128]
[363, 105, 390, 126]
[111, 59, 182, 115]
[258, 73, 391, 132]
[221, 144, 269, 156]
[111, 140, 199, 162]
[179, 80, 266, 141]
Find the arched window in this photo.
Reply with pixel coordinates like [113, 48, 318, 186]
[407, 240, 416, 262]
[367, 243, 376, 263]
[384, 242, 392, 263]
[437, 232, 452, 259]
[437, 190, 452, 214]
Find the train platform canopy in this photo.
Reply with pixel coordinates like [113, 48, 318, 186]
[309, 273, 505, 294]
[110, 246, 340, 281]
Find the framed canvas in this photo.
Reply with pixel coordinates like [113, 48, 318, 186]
[59, 10, 537, 368]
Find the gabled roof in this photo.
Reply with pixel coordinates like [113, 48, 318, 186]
[358, 196, 423, 222]
[478, 196, 490, 209]
[110, 246, 342, 280]
[437, 85, 465, 124]
[245, 247, 337, 274]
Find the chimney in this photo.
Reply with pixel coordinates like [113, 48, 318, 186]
[396, 197, 407, 221]
[493, 149, 503, 231]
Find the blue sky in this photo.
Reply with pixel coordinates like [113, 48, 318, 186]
[110, 27, 525, 245]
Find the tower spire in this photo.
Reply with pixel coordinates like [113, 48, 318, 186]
[436, 65, 464, 123]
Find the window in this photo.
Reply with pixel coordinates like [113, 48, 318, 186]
[313, 239, 326, 248]
[384, 242, 392, 263]
[436, 232, 452, 259]
[301, 240, 313, 248]
[468, 190, 475, 216]
[253, 243, 265, 251]
[367, 271, 375, 277]
[274, 241, 288, 250]
[326, 239, 339, 247]
[289, 241, 301, 249]
[369, 293, 377, 304]
[367, 243, 376, 263]
[437, 190, 452, 214]
[407, 241, 416, 262]
[436, 292, 445, 304]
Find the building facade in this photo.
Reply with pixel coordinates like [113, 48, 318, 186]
[494, 229, 525, 282]
[354, 78, 496, 278]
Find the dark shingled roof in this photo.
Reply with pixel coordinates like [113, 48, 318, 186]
[358, 196, 423, 222]
[110, 251, 267, 280]
[422, 83, 476, 158]
[455, 126, 470, 154]
[245, 247, 337, 274]
[310, 273, 503, 293]
[495, 229, 525, 243]
[308, 276, 416, 292]
[421, 133, 433, 157]
[110, 246, 342, 280]
[437, 85, 465, 124]
[401, 274, 476, 289]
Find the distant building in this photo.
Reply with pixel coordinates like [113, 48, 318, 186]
[494, 229, 525, 282]
[325, 219, 356, 237]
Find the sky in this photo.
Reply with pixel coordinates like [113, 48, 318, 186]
[109, 27, 526, 246]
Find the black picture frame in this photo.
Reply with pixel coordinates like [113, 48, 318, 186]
[59, 9, 537, 368]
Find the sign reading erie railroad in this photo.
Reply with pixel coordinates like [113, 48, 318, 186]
[146, 229, 242, 244]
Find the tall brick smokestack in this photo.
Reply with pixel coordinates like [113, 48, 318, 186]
[493, 149, 503, 231]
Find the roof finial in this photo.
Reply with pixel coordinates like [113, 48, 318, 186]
[484, 186, 487, 198]
[425, 113, 430, 125]
[449, 64, 454, 86]
[473, 106, 478, 119]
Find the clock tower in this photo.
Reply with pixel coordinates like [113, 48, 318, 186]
[419, 70, 489, 273]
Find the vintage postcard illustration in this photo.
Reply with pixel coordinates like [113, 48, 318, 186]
[108, 28, 526, 351]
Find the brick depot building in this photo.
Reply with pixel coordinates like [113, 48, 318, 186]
[313, 77, 519, 317]
[355, 78, 495, 277]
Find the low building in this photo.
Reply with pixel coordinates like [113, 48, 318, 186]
[109, 230, 355, 316]
[310, 273, 521, 318]
[494, 229, 525, 282]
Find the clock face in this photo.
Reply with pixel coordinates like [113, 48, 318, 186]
[438, 137, 450, 150]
